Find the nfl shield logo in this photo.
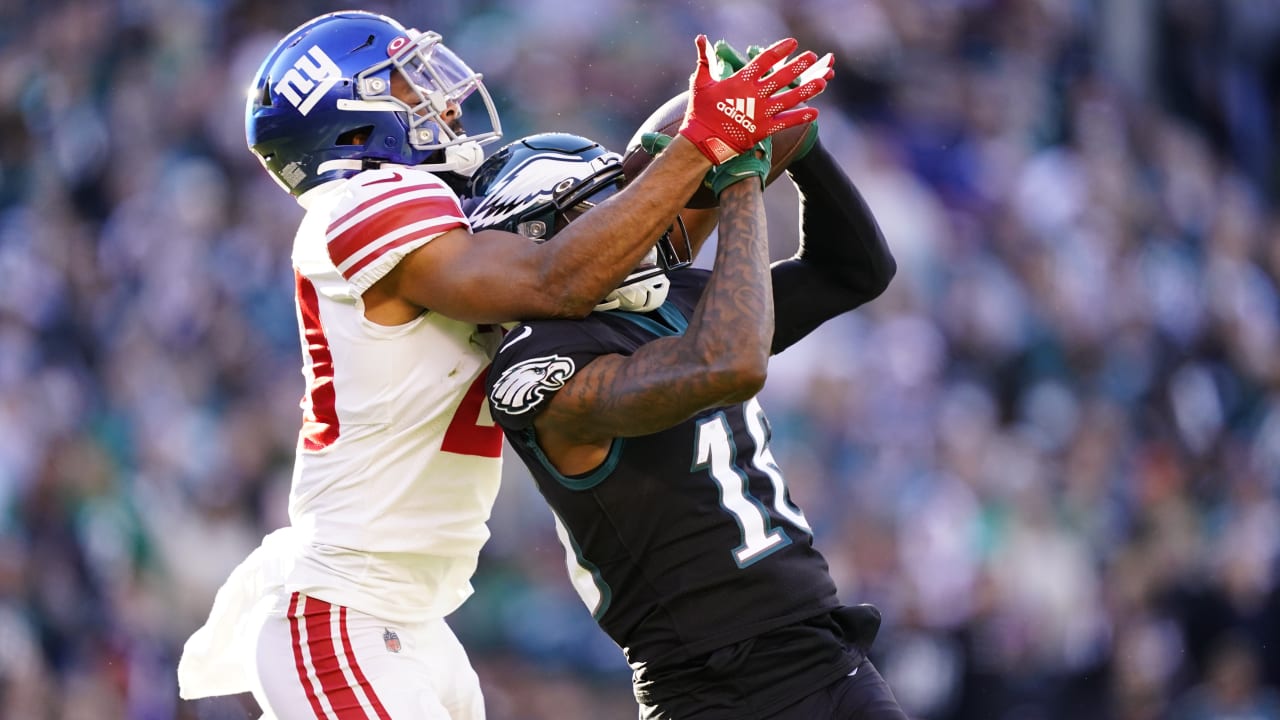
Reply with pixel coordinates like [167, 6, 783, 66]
[383, 628, 401, 653]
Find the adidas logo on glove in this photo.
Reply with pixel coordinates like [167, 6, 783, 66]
[717, 98, 757, 133]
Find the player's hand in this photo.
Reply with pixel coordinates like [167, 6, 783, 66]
[705, 137, 771, 195]
[712, 40, 761, 81]
[644, 131, 771, 196]
[714, 39, 821, 163]
[679, 35, 833, 165]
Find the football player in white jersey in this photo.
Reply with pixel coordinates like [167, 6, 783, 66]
[176, 9, 832, 720]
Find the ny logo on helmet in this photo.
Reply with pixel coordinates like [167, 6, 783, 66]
[277, 46, 341, 116]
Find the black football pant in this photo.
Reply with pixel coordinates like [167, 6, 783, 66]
[770, 658, 908, 720]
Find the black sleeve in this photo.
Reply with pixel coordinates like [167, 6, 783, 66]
[486, 321, 605, 431]
[770, 137, 896, 355]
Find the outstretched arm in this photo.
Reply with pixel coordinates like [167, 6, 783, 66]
[533, 165, 773, 475]
[769, 137, 895, 354]
[367, 37, 829, 326]
[704, 39, 890, 352]
[377, 137, 710, 324]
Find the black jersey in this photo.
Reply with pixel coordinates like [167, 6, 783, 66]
[486, 269, 857, 717]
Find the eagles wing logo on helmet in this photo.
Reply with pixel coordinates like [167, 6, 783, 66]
[469, 152, 620, 232]
[490, 354, 577, 415]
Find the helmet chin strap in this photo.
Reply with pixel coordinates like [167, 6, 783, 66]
[316, 141, 485, 179]
[412, 142, 485, 176]
[595, 275, 670, 313]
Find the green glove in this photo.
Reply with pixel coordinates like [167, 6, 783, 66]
[703, 135, 772, 196]
[642, 131, 770, 196]
[712, 40, 759, 80]
[713, 39, 820, 163]
[640, 132, 672, 156]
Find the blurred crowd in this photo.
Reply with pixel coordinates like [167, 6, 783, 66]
[1, 0, 1279, 718]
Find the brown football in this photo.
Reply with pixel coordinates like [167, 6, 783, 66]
[621, 90, 812, 209]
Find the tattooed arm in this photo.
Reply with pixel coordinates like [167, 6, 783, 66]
[532, 176, 773, 475]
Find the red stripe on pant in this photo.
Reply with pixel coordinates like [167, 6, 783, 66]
[339, 606, 393, 720]
[289, 593, 392, 719]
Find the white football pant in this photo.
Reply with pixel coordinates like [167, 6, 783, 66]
[247, 590, 484, 720]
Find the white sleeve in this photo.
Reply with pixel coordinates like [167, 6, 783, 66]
[324, 168, 471, 295]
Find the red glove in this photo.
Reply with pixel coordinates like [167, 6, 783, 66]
[678, 35, 833, 164]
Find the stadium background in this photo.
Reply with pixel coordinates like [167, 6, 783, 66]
[2, 0, 1279, 718]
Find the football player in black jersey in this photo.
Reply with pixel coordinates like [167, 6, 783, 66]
[467, 116, 903, 718]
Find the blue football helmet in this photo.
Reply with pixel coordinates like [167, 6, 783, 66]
[466, 133, 692, 313]
[246, 11, 502, 196]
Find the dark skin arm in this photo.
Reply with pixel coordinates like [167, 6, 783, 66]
[669, 138, 895, 353]
[364, 36, 826, 326]
[364, 136, 710, 325]
[532, 176, 772, 475]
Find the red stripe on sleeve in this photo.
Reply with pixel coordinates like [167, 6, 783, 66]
[288, 593, 330, 720]
[296, 272, 340, 451]
[338, 606, 393, 720]
[340, 219, 466, 281]
[330, 182, 445, 230]
[328, 194, 464, 269]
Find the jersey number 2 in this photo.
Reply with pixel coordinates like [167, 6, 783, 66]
[441, 370, 504, 458]
[692, 399, 811, 568]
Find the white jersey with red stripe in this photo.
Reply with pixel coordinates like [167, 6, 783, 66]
[283, 165, 504, 625]
[180, 167, 508, 705]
